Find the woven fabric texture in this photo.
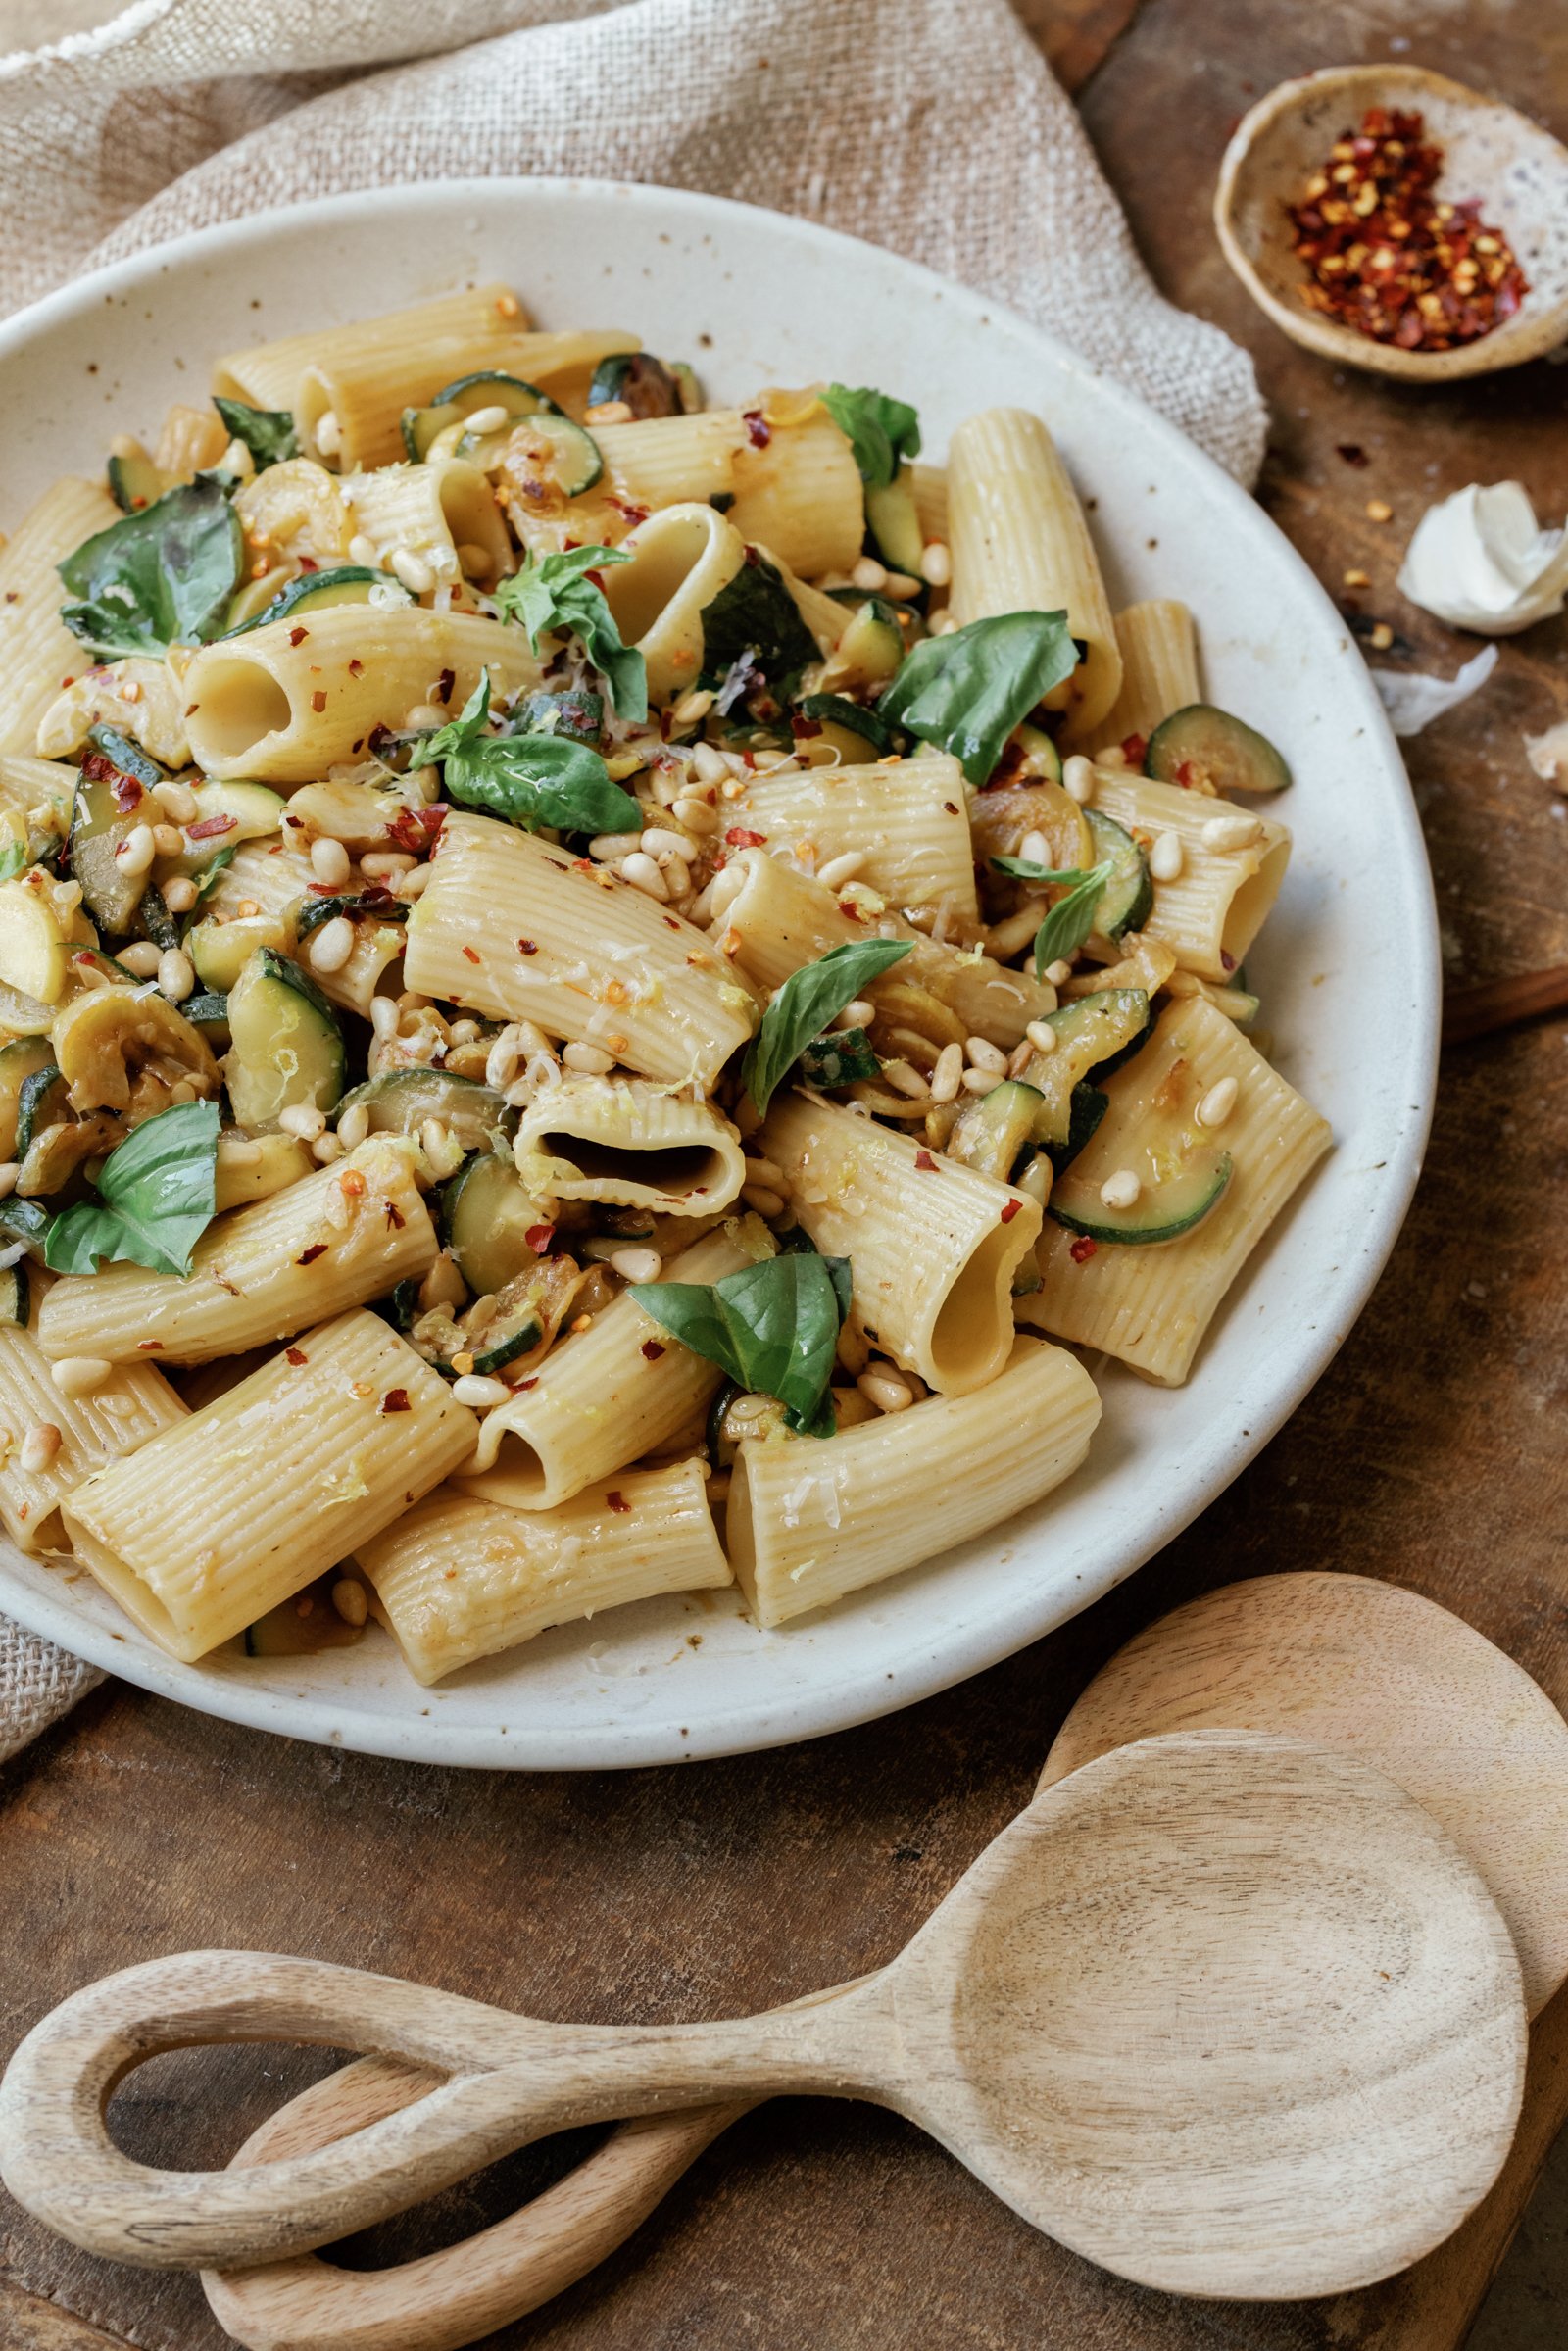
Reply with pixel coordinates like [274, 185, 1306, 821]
[0, 0, 1266, 1756]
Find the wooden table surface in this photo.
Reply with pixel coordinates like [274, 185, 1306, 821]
[4, 2, 1567, 2346]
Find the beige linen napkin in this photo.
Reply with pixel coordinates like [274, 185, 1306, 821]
[0, 0, 1267, 1760]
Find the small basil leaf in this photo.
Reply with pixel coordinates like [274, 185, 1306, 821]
[697, 548, 820, 693]
[1032, 860, 1115, 978]
[0, 839, 29, 883]
[796, 1026, 880, 1090]
[819, 384, 922, 490]
[742, 937, 912, 1115]
[493, 544, 648, 720]
[630, 1249, 850, 1436]
[59, 478, 245, 659]
[213, 397, 300, 471]
[879, 612, 1079, 786]
[189, 845, 237, 906]
[45, 1099, 220, 1278]
[417, 674, 642, 836]
[796, 693, 897, 755]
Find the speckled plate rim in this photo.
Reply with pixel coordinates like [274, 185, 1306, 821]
[0, 178, 1439, 1770]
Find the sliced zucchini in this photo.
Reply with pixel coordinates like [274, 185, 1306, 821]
[0, 880, 71, 1004]
[706, 1380, 787, 1472]
[0, 1196, 51, 1259]
[1145, 705, 1292, 797]
[19, 1109, 123, 1200]
[411, 1269, 554, 1379]
[137, 887, 180, 953]
[1084, 808, 1152, 939]
[333, 1066, 511, 1153]
[1009, 723, 1064, 787]
[187, 911, 293, 994]
[479, 412, 602, 496]
[796, 693, 897, 759]
[222, 565, 403, 639]
[0, 1260, 28, 1324]
[818, 594, 905, 694]
[182, 989, 231, 1044]
[947, 1079, 1044, 1183]
[795, 1026, 880, 1090]
[1047, 1082, 1108, 1173]
[0, 1037, 58, 1160]
[586, 352, 687, 419]
[296, 892, 407, 941]
[441, 1150, 545, 1296]
[165, 781, 288, 880]
[1050, 1151, 1232, 1246]
[52, 983, 219, 1116]
[381, 1275, 424, 1335]
[70, 727, 164, 936]
[1015, 990, 1152, 1150]
[401, 372, 562, 465]
[15, 1063, 69, 1162]
[225, 948, 346, 1127]
[863, 466, 924, 577]
[107, 448, 172, 514]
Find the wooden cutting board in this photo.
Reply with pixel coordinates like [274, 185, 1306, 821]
[3, 3, 1567, 2346]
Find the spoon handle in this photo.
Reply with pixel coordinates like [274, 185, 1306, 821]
[0, 1948, 885, 2275]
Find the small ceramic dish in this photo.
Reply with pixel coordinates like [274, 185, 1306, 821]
[1215, 64, 1568, 381]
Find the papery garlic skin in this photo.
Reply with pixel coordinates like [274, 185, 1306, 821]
[1397, 482, 1568, 635]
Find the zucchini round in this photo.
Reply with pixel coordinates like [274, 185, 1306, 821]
[586, 353, 688, 419]
[1015, 989, 1152, 1150]
[1050, 1152, 1232, 1246]
[222, 565, 404, 639]
[107, 448, 172, 514]
[0, 1038, 58, 1161]
[1146, 705, 1291, 797]
[15, 1064, 69, 1163]
[479, 413, 602, 497]
[400, 372, 563, 465]
[1084, 808, 1152, 939]
[0, 1260, 28, 1325]
[225, 948, 346, 1127]
[863, 469, 924, 577]
[947, 1078, 1043, 1184]
[334, 1066, 513, 1152]
[440, 1151, 544, 1296]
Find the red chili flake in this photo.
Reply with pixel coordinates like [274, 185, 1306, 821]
[606, 1490, 631, 1513]
[914, 1150, 937, 1172]
[296, 1243, 327, 1265]
[516, 937, 538, 955]
[571, 857, 595, 876]
[185, 702, 200, 716]
[641, 1340, 666, 1361]
[1336, 442, 1370, 467]
[285, 1346, 308, 1365]
[288, 625, 309, 646]
[1069, 1235, 1099, 1263]
[662, 914, 681, 931]
[525, 1223, 555, 1252]
[80, 750, 145, 814]
[515, 1376, 539, 1392]
[837, 898, 864, 920]
[380, 1389, 412, 1414]
[298, 556, 318, 573]
[1119, 732, 1149, 767]
[742, 409, 771, 448]
[385, 1201, 405, 1229]
[462, 945, 480, 963]
[349, 657, 365, 676]
[187, 812, 237, 839]
[434, 667, 455, 705]
[1287, 106, 1529, 352]
[3, 590, 17, 603]
[386, 803, 445, 856]
[943, 800, 959, 815]
[136, 1339, 164, 1351]
[726, 826, 766, 849]
[791, 714, 822, 740]
[1220, 950, 1237, 972]
[1000, 1199, 1022, 1224]
[311, 689, 327, 714]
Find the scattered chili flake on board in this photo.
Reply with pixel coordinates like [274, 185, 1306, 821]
[1287, 107, 1528, 351]
[380, 1389, 412, 1414]
[1336, 442, 1370, 466]
[1069, 1235, 1099, 1263]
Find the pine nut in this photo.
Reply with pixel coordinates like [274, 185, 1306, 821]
[1094, 744, 1130, 769]
[1045, 958, 1074, 987]
[390, 548, 436, 596]
[369, 996, 401, 1043]
[350, 533, 381, 568]
[1100, 1168, 1143, 1210]
[158, 947, 194, 1003]
[115, 823, 156, 877]
[609, 1246, 662, 1283]
[153, 779, 198, 824]
[1007, 1040, 1034, 1077]
[880, 571, 921, 600]
[308, 915, 355, 973]
[312, 1133, 343, 1164]
[485, 1029, 523, 1090]
[1062, 755, 1096, 805]
[960, 1066, 997, 1095]
[662, 852, 692, 899]
[1201, 814, 1263, 851]
[461, 403, 511, 435]
[404, 703, 447, 731]
[451, 1373, 513, 1409]
[310, 836, 352, 888]
[118, 941, 163, 977]
[590, 831, 643, 862]
[419, 1251, 467, 1312]
[331, 1577, 369, 1627]
[1197, 1076, 1240, 1129]
[1017, 830, 1050, 867]
[742, 1153, 786, 1189]
[313, 409, 342, 456]
[419, 1117, 463, 1178]
[817, 850, 865, 891]
[858, 1366, 913, 1413]
[672, 794, 719, 835]
[707, 865, 747, 924]
[361, 852, 415, 878]
[833, 998, 874, 1032]
[279, 1104, 326, 1141]
[919, 540, 952, 587]
[457, 541, 495, 579]
[640, 827, 692, 863]
[741, 1183, 786, 1218]
[965, 1036, 1007, 1075]
[851, 555, 888, 592]
[51, 1356, 113, 1396]
[691, 742, 731, 787]
[1015, 1153, 1053, 1207]
[152, 823, 184, 857]
[931, 1041, 964, 1102]
[336, 1102, 370, 1150]
[672, 688, 715, 725]
[881, 1060, 929, 1099]
[20, 1421, 62, 1473]
[1025, 1020, 1057, 1054]
[620, 852, 668, 900]
[1150, 830, 1185, 882]
[562, 1042, 614, 1075]
[163, 877, 197, 914]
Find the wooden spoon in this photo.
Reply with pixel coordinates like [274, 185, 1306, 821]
[0, 1728, 1527, 2305]
[201, 1568, 1568, 2351]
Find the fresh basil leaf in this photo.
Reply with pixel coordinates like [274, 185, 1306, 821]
[45, 1100, 220, 1278]
[418, 674, 641, 836]
[630, 1249, 851, 1437]
[742, 937, 911, 1115]
[516, 685, 605, 747]
[990, 856, 1091, 884]
[1032, 860, 1115, 978]
[213, 396, 300, 471]
[796, 1026, 880, 1090]
[879, 612, 1079, 786]
[493, 545, 647, 720]
[819, 384, 922, 491]
[59, 479, 244, 659]
[0, 838, 29, 883]
[697, 548, 820, 693]
[189, 845, 237, 906]
[796, 692, 897, 755]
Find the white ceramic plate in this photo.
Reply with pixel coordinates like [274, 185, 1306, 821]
[0, 181, 1437, 1770]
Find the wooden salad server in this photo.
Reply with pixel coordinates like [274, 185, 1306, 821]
[0, 1726, 1528, 2311]
[198, 1567, 1568, 2351]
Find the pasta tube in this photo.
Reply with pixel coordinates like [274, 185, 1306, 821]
[727, 1336, 1101, 1627]
[339, 457, 512, 584]
[1089, 768, 1291, 983]
[590, 404, 863, 574]
[760, 1093, 1041, 1395]
[360, 1459, 730, 1685]
[0, 1286, 186, 1555]
[599, 504, 746, 705]
[0, 477, 121, 757]
[213, 286, 535, 413]
[514, 1075, 746, 1214]
[296, 327, 638, 470]
[182, 606, 538, 783]
[61, 1310, 476, 1662]
[36, 1139, 437, 1366]
[947, 408, 1121, 738]
[460, 1221, 769, 1509]
[1019, 998, 1332, 1385]
[404, 810, 756, 1088]
[1089, 601, 1202, 751]
[723, 753, 977, 924]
